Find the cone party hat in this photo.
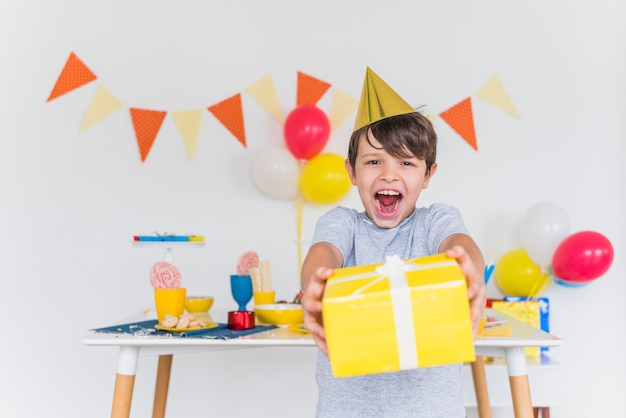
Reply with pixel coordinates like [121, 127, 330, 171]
[353, 67, 415, 132]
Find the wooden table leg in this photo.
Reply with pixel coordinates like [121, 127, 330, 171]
[111, 346, 140, 418]
[112, 374, 135, 418]
[505, 347, 534, 418]
[152, 355, 173, 418]
[470, 356, 492, 418]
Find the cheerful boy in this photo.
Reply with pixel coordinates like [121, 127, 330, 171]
[301, 68, 486, 417]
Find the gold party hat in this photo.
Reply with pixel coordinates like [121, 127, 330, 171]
[353, 67, 415, 131]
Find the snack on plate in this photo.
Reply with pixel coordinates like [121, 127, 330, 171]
[150, 261, 182, 289]
[161, 314, 179, 328]
[237, 251, 259, 275]
[160, 314, 208, 329]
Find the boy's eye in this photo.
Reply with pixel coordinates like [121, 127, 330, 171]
[401, 161, 414, 166]
[367, 160, 381, 165]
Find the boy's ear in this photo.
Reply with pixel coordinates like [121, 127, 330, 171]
[345, 159, 357, 185]
[423, 162, 437, 188]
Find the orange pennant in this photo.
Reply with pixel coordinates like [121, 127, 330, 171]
[129, 108, 167, 162]
[439, 98, 478, 151]
[208, 93, 246, 147]
[296, 71, 331, 107]
[47, 52, 97, 102]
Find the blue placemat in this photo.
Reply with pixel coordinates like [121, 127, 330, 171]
[91, 319, 277, 339]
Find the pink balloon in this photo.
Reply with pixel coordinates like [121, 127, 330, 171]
[552, 231, 614, 283]
[284, 105, 330, 160]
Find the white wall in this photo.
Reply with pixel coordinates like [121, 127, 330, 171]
[1, 1, 624, 417]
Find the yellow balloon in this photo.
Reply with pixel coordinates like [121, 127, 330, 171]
[494, 249, 551, 297]
[299, 153, 352, 205]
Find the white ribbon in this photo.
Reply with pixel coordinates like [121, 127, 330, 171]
[375, 255, 418, 370]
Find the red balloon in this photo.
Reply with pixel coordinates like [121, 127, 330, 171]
[284, 105, 330, 160]
[552, 231, 614, 283]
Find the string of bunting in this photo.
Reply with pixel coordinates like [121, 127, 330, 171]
[46, 51, 522, 163]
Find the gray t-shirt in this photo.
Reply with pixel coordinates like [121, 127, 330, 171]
[311, 203, 469, 418]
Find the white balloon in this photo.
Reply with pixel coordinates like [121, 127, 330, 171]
[519, 201, 571, 270]
[249, 147, 301, 201]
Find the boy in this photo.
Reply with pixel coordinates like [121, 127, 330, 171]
[301, 68, 486, 417]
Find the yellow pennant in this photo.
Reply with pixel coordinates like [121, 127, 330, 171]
[79, 85, 123, 132]
[475, 73, 522, 119]
[328, 88, 358, 133]
[245, 74, 284, 124]
[172, 109, 203, 160]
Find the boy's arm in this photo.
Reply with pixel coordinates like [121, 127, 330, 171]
[439, 233, 487, 333]
[301, 242, 343, 356]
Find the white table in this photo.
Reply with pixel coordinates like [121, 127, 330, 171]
[82, 308, 561, 418]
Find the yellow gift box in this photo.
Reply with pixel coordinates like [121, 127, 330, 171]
[492, 300, 540, 357]
[323, 254, 475, 378]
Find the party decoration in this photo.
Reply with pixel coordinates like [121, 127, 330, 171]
[172, 109, 203, 160]
[284, 105, 330, 160]
[47, 52, 97, 102]
[552, 231, 614, 283]
[130, 108, 167, 162]
[519, 201, 570, 271]
[245, 74, 284, 123]
[208, 93, 246, 147]
[328, 88, 359, 133]
[475, 73, 522, 119]
[79, 85, 124, 132]
[249, 146, 301, 201]
[48, 53, 521, 163]
[494, 249, 551, 297]
[353, 67, 414, 132]
[439, 97, 478, 151]
[297, 71, 331, 107]
[299, 153, 351, 205]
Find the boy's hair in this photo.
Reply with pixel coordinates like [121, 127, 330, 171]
[347, 112, 437, 174]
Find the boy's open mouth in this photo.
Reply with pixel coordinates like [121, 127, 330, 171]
[375, 190, 402, 214]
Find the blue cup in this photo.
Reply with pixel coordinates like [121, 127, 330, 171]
[230, 274, 253, 311]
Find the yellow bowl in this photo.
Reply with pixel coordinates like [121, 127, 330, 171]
[184, 296, 214, 313]
[254, 303, 303, 325]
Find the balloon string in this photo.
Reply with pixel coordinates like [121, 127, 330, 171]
[295, 194, 304, 288]
[526, 267, 547, 299]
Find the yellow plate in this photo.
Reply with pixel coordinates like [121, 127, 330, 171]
[288, 323, 310, 334]
[156, 322, 219, 333]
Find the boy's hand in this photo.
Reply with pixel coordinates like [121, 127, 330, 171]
[302, 266, 333, 356]
[445, 245, 487, 333]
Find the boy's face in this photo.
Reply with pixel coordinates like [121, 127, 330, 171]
[345, 132, 437, 229]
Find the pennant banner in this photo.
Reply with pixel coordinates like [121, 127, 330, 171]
[296, 71, 331, 107]
[208, 93, 246, 147]
[439, 97, 478, 151]
[172, 109, 203, 160]
[245, 74, 284, 124]
[47, 51, 522, 162]
[130, 108, 167, 162]
[47, 52, 97, 102]
[79, 85, 124, 132]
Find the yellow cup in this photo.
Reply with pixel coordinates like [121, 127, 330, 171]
[154, 288, 186, 324]
[253, 290, 275, 306]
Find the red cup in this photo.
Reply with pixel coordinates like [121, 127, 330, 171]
[228, 310, 255, 330]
